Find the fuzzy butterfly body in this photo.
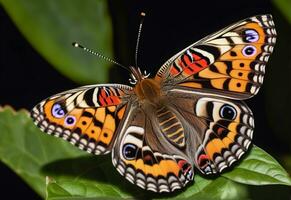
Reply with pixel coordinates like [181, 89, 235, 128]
[31, 15, 276, 193]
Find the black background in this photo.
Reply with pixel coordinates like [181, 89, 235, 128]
[0, 0, 288, 199]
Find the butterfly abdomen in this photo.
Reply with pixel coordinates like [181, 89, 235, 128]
[156, 106, 185, 148]
[134, 78, 161, 103]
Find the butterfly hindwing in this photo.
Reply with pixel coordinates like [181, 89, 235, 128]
[112, 108, 194, 192]
[193, 97, 254, 174]
[169, 94, 254, 175]
[157, 14, 276, 99]
[31, 84, 132, 154]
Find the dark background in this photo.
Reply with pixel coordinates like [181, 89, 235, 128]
[0, 0, 289, 199]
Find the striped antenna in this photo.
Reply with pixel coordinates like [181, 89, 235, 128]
[135, 12, 146, 67]
[72, 42, 131, 73]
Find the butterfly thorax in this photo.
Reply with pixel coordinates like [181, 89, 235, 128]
[134, 78, 161, 103]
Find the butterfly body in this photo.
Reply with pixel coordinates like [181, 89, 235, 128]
[31, 15, 276, 193]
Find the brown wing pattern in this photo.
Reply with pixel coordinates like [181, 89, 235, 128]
[169, 95, 254, 175]
[112, 108, 193, 192]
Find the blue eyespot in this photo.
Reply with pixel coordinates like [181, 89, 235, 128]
[64, 115, 76, 126]
[52, 103, 65, 118]
[244, 29, 259, 43]
[122, 143, 138, 160]
[220, 104, 237, 120]
[242, 45, 256, 57]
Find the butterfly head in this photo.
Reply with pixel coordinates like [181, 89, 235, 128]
[130, 66, 161, 103]
[129, 66, 150, 85]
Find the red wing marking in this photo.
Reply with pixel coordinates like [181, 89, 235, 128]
[98, 87, 123, 106]
[169, 52, 209, 77]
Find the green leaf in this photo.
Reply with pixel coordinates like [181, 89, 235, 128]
[272, 0, 291, 24]
[46, 176, 249, 200]
[0, 106, 86, 198]
[186, 177, 249, 200]
[223, 146, 291, 186]
[0, 106, 290, 200]
[0, 0, 113, 83]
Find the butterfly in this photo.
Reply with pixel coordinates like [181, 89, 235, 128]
[31, 14, 276, 193]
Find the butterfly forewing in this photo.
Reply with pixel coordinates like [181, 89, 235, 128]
[157, 14, 276, 100]
[31, 84, 132, 154]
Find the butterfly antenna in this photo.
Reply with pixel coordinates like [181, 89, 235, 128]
[72, 42, 131, 73]
[135, 12, 146, 67]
